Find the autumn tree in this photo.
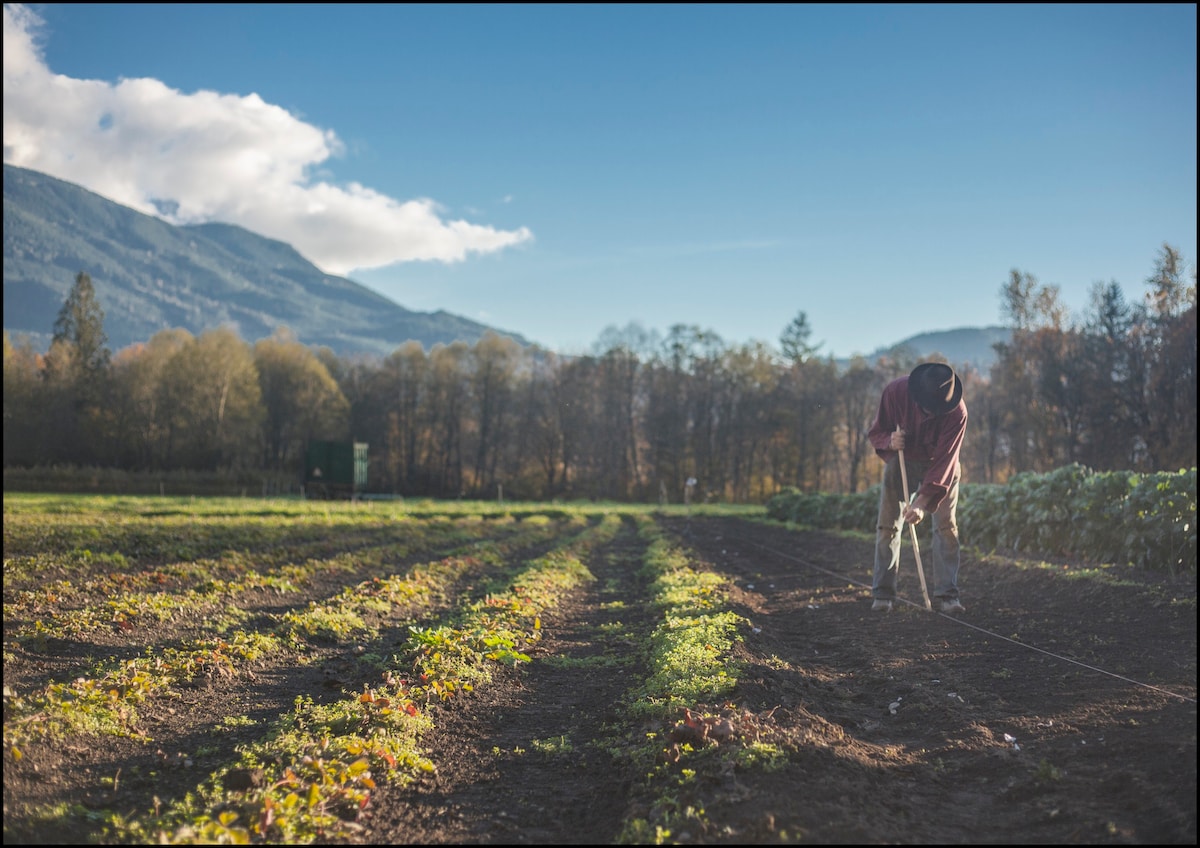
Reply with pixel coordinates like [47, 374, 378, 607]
[469, 332, 522, 497]
[775, 354, 839, 492]
[641, 325, 714, 500]
[509, 347, 567, 498]
[162, 328, 263, 469]
[948, 363, 994, 484]
[991, 270, 1070, 472]
[714, 341, 779, 501]
[2, 332, 43, 466]
[987, 248, 1195, 475]
[1140, 244, 1197, 469]
[545, 353, 595, 498]
[1072, 281, 1138, 469]
[590, 342, 643, 500]
[254, 328, 349, 472]
[424, 341, 471, 495]
[354, 341, 430, 494]
[834, 357, 884, 493]
[107, 328, 193, 468]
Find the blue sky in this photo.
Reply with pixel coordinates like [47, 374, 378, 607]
[4, 3, 1196, 358]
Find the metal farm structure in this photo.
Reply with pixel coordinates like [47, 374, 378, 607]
[303, 441, 368, 500]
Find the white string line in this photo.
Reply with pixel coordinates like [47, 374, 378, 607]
[744, 539, 1196, 706]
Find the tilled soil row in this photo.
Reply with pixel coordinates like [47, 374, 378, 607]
[340, 514, 656, 845]
[1, 519, 586, 844]
[2, 519, 543, 695]
[651, 514, 1197, 844]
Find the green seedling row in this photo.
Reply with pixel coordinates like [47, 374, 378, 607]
[3, 512, 516, 610]
[610, 515, 748, 844]
[2, 518, 570, 758]
[5, 517, 527, 644]
[104, 513, 621, 844]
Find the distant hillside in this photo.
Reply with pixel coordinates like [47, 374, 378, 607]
[2, 164, 528, 356]
[862, 325, 1011, 373]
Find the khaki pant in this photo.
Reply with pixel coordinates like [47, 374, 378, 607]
[872, 457, 961, 603]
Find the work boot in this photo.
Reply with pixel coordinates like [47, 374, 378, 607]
[871, 599, 893, 612]
[940, 598, 965, 614]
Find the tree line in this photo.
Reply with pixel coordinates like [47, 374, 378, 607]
[3, 244, 1194, 501]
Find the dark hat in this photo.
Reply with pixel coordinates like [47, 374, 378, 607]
[908, 362, 962, 415]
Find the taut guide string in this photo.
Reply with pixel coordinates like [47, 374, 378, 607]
[744, 538, 1196, 705]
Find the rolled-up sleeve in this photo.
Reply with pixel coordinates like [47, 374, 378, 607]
[867, 379, 908, 461]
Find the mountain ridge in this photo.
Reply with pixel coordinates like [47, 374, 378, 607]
[2, 163, 528, 356]
[854, 324, 1010, 372]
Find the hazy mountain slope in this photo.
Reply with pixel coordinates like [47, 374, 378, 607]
[866, 325, 1011, 372]
[2, 164, 527, 356]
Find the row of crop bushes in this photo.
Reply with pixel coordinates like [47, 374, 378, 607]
[765, 464, 1197, 576]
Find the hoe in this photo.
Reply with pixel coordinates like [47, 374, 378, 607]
[896, 426, 933, 611]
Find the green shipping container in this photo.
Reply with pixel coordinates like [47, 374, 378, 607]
[304, 441, 368, 499]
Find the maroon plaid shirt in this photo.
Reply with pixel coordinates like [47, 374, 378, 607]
[867, 376, 967, 511]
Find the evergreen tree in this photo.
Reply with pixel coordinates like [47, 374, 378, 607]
[779, 310, 822, 364]
[52, 271, 111, 376]
[43, 271, 113, 464]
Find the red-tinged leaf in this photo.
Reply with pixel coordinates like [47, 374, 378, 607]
[404, 704, 418, 716]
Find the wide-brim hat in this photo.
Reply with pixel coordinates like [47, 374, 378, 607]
[908, 362, 962, 415]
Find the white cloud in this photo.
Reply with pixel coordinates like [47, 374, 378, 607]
[1, 4, 532, 275]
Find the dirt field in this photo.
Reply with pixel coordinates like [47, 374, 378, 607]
[3, 511, 1196, 844]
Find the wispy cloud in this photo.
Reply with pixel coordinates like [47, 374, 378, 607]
[624, 238, 785, 259]
[1, 4, 532, 275]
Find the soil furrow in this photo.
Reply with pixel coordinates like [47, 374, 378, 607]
[1, 523, 579, 843]
[343, 516, 655, 845]
[654, 514, 1196, 844]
